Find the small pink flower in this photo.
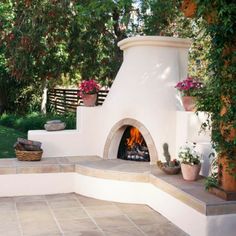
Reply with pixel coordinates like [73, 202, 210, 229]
[175, 77, 203, 96]
[78, 79, 100, 97]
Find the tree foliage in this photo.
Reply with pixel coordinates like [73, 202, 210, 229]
[1, 0, 230, 117]
[192, 0, 236, 156]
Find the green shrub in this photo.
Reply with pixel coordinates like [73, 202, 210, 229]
[0, 113, 20, 127]
[0, 112, 76, 133]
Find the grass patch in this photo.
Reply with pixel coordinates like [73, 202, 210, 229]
[0, 125, 27, 158]
[0, 112, 76, 133]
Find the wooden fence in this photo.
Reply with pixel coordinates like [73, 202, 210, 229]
[47, 88, 109, 114]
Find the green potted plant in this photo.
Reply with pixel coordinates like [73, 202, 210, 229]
[175, 76, 202, 111]
[178, 142, 201, 181]
[78, 79, 100, 107]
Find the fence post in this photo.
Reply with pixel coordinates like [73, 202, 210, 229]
[63, 90, 66, 113]
[54, 89, 57, 112]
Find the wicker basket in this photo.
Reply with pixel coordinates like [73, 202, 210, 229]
[15, 149, 43, 161]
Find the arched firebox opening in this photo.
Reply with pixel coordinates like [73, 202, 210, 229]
[118, 126, 150, 162]
[103, 118, 158, 164]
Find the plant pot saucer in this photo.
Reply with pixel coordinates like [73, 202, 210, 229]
[158, 163, 181, 175]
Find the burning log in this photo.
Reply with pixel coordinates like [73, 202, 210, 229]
[118, 126, 150, 162]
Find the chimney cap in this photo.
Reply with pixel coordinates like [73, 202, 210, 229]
[118, 36, 192, 50]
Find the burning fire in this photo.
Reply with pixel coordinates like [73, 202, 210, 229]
[126, 127, 143, 148]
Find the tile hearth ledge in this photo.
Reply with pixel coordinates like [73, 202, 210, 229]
[0, 156, 235, 218]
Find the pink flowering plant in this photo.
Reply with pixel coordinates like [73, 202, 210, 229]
[78, 79, 100, 98]
[175, 77, 203, 96]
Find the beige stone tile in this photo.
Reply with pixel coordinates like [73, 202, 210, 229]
[115, 203, 154, 214]
[59, 218, 98, 233]
[45, 193, 77, 201]
[183, 187, 225, 204]
[0, 158, 17, 166]
[110, 163, 150, 173]
[16, 157, 59, 166]
[0, 221, 21, 236]
[14, 195, 45, 202]
[17, 165, 60, 173]
[40, 165, 61, 173]
[28, 233, 62, 236]
[0, 220, 19, 228]
[0, 196, 15, 203]
[206, 203, 236, 215]
[16, 200, 48, 211]
[56, 157, 71, 164]
[48, 199, 81, 209]
[66, 156, 101, 163]
[0, 209, 17, 222]
[75, 165, 148, 182]
[0, 205, 16, 223]
[0, 228, 21, 236]
[19, 206, 60, 235]
[103, 226, 143, 236]
[94, 215, 133, 230]
[140, 222, 188, 236]
[53, 207, 88, 220]
[81, 160, 123, 170]
[85, 205, 123, 218]
[76, 195, 112, 207]
[0, 201, 15, 211]
[18, 210, 54, 223]
[0, 167, 16, 174]
[17, 166, 43, 174]
[64, 230, 103, 236]
[60, 164, 75, 172]
[127, 211, 169, 226]
[21, 220, 61, 236]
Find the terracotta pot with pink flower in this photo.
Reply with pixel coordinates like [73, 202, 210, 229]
[175, 76, 203, 112]
[78, 79, 100, 107]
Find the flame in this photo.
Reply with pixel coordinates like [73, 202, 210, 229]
[126, 127, 143, 148]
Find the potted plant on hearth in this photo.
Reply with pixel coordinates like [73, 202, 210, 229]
[78, 79, 100, 107]
[175, 76, 202, 111]
[178, 142, 201, 181]
[157, 143, 181, 175]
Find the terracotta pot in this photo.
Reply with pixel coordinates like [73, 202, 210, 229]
[182, 96, 196, 112]
[218, 154, 236, 192]
[181, 163, 201, 181]
[82, 93, 97, 107]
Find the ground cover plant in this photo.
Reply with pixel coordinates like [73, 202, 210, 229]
[0, 125, 26, 158]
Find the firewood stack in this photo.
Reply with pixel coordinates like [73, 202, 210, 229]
[14, 138, 42, 151]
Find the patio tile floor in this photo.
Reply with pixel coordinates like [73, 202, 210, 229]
[0, 193, 187, 236]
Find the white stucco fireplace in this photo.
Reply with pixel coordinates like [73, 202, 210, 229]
[16, 36, 236, 236]
[29, 36, 211, 164]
